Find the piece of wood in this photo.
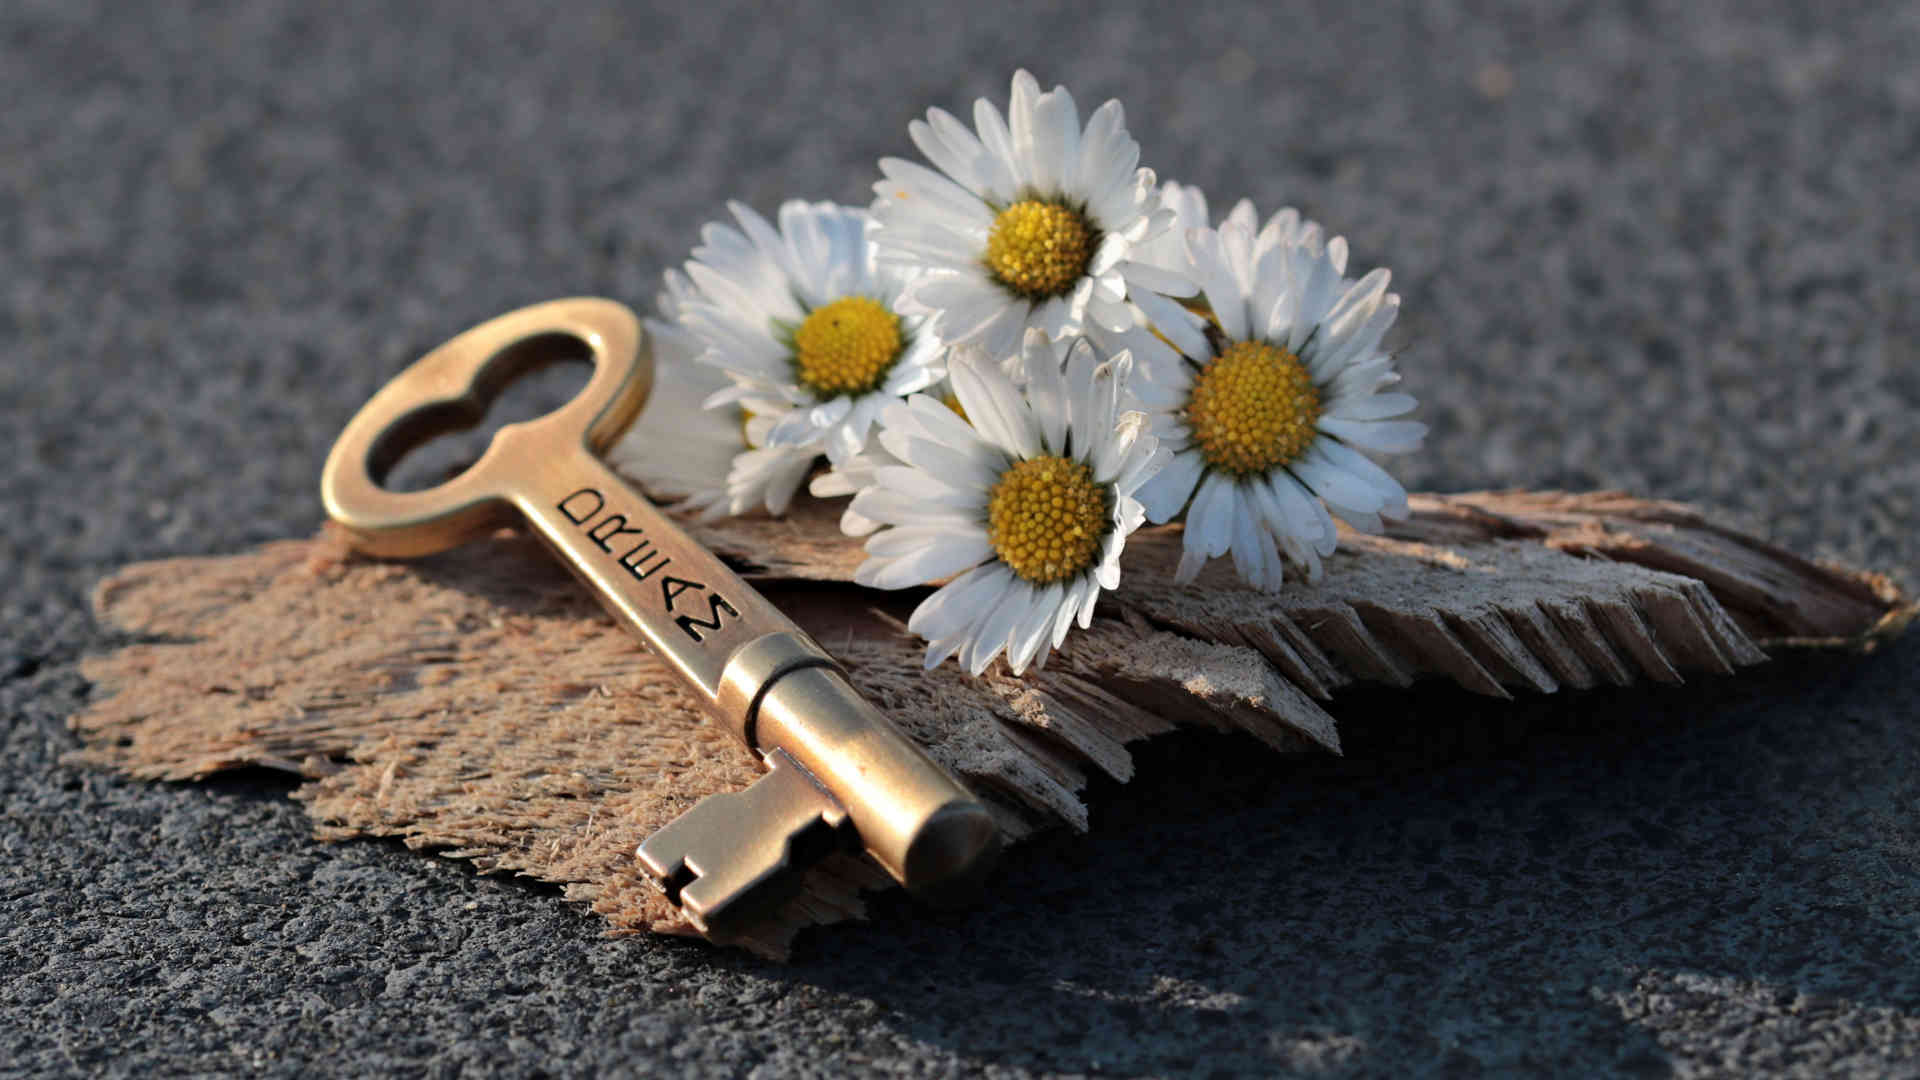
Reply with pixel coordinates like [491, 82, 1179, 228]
[72, 491, 1912, 957]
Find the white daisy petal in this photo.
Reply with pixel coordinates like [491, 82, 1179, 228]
[1257, 469, 1326, 557]
[1130, 287, 1213, 361]
[1174, 536, 1211, 585]
[973, 95, 1017, 188]
[849, 487, 980, 529]
[1082, 290, 1138, 335]
[1290, 451, 1386, 516]
[860, 533, 994, 590]
[1092, 410, 1146, 485]
[937, 106, 1014, 196]
[1187, 472, 1238, 559]
[1317, 416, 1428, 454]
[1064, 341, 1121, 463]
[1325, 391, 1418, 421]
[1327, 355, 1400, 399]
[1241, 475, 1304, 583]
[1116, 440, 1172, 498]
[1052, 578, 1087, 647]
[711, 444, 818, 519]
[1290, 249, 1345, 350]
[1326, 235, 1349, 278]
[1313, 301, 1400, 378]
[763, 408, 824, 449]
[1118, 258, 1199, 299]
[1092, 527, 1124, 590]
[950, 349, 1041, 459]
[1076, 101, 1137, 222]
[889, 435, 1004, 492]
[965, 579, 1034, 675]
[699, 381, 757, 411]
[1223, 198, 1259, 234]
[1254, 264, 1300, 345]
[974, 306, 1030, 366]
[683, 306, 790, 372]
[1137, 447, 1205, 522]
[1023, 329, 1070, 455]
[1007, 70, 1042, 181]
[1026, 84, 1078, 197]
[1288, 468, 1341, 556]
[1184, 227, 1249, 341]
[908, 117, 988, 200]
[1229, 497, 1270, 589]
[873, 464, 984, 507]
[1312, 439, 1413, 518]
[878, 156, 997, 227]
[909, 276, 1013, 344]
[725, 200, 793, 281]
[864, 522, 988, 558]
[1317, 267, 1392, 345]
[1007, 583, 1064, 675]
[1033, 294, 1075, 341]
[909, 563, 1007, 639]
[806, 392, 853, 424]
[1075, 568, 1104, 628]
[1218, 219, 1258, 293]
[901, 392, 988, 451]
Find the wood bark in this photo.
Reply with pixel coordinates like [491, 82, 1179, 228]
[73, 491, 1912, 957]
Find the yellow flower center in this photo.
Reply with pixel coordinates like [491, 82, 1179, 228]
[1186, 340, 1323, 476]
[791, 296, 904, 396]
[986, 455, 1109, 585]
[985, 200, 1096, 300]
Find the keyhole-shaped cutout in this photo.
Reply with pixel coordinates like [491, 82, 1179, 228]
[371, 332, 595, 493]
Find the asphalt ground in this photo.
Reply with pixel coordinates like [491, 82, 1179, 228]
[3, 1, 1917, 1075]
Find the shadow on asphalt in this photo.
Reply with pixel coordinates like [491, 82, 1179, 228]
[753, 632, 1920, 1074]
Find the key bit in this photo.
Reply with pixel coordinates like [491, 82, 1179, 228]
[639, 631, 1001, 930]
[638, 748, 851, 935]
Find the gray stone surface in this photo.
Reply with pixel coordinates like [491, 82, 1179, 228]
[3, 0, 1916, 1075]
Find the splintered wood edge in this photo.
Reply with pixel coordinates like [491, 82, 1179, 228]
[72, 490, 1911, 956]
[698, 491, 1910, 651]
[694, 491, 1908, 708]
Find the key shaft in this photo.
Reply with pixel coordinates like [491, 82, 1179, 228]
[502, 442, 996, 910]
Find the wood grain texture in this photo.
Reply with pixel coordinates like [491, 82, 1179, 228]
[73, 491, 1912, 956]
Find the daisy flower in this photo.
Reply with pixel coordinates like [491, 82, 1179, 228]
[1121, 212, 1427, 590]
[849, 331, 1167, 675]
[677, 200, 945, 465]
[608, 269, 819, 520]
[870, 70, 1195, 363]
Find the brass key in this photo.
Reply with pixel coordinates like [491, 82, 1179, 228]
[321, 298, 999, 935]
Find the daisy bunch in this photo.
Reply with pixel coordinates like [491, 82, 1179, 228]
[1113, 194, 1426, 590]
[607, 268, 819, 519]
[845, 331, 1167, 675]
[871, 70, 1196, 363]
[617, 74, 1428, 676]
[678, 199, 945, 464]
